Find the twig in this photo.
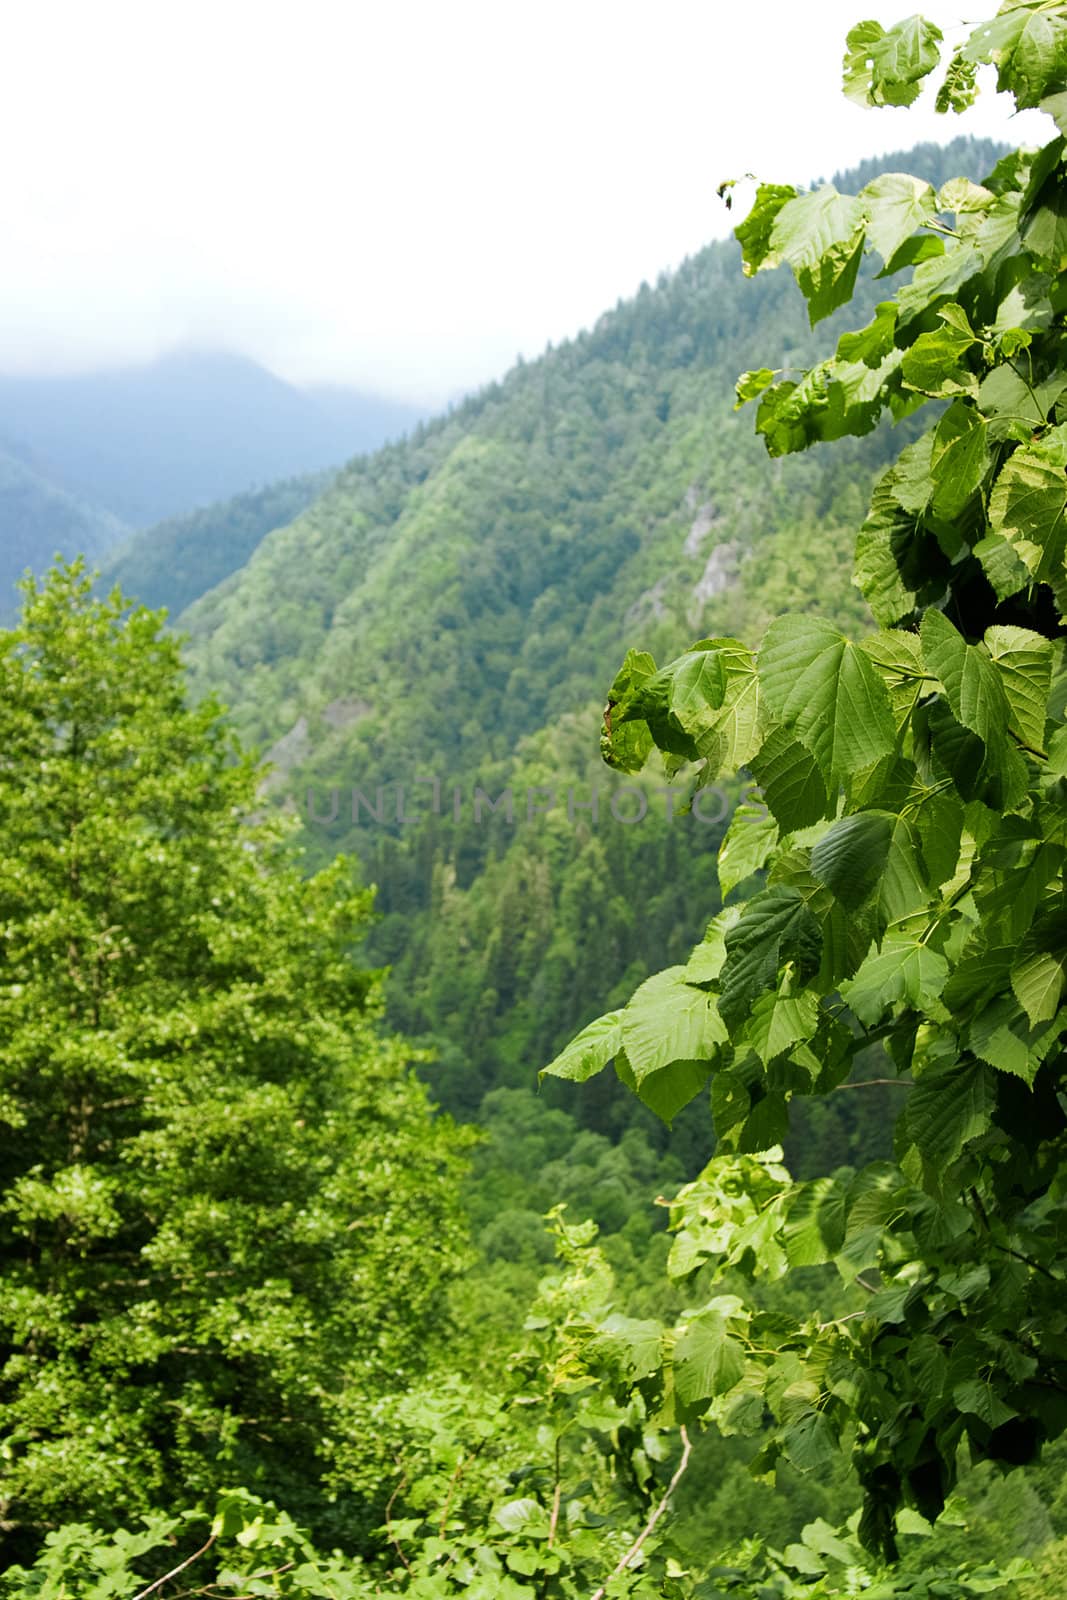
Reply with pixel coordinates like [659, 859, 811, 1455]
[438, 1453, 465, 1539]
[589, 1426, 692, 1600]
[385, 1465, 412, 1575]
[833, 1078, 910, 1091]
[818, 1309, 868, 1331]
[130, 1532, 216, 1600]
[548, 1434, 562, 1549]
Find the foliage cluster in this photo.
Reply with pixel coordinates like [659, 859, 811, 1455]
[545, 0, 1067, 1567]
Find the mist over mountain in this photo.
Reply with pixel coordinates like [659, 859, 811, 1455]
[0, 349, 425, 611]
[0, 350, 424, 525]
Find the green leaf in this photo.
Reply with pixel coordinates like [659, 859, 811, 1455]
[968, 994, 1063, 1085]
[623, 637, 762, 777]
[919, 609, 1010, 748]
[739, 1089, 791, 1153]
[749, 726, 831, 833]
[861, 173, 937, 268]
[843, 15, 944, 108]
[930, 401, 990, 517]
[811, 811, 894, 910]
[591, 1314, 665, 1382]
[987, 424, 1067, 603]
[720, 886, 823, 1029]
[495, 1497, 544, 1533]
[781, 1408, 840, 1472]
[785, 1178, 847, 1266]
[620, 967, 726, 1079]
[673, 1309, 747, 1408]
[977, 365, 1067, 443]
[840, 937, 950, 1026]
[736, 182, 797, 275]
[759, 616, 897, 785]
[746, 987, 821, 1065]
[901, 314, 977, 395]
[616, 1051, 712, 1124]
[906, 1058, 996, 1163]
[718, 801, 779, 899]
[984, 624, 1053, 750]
[541, 1010, 622, 1082]
[736, 368, 778, 406]
[1007, 15, 1067, 111]
[1012, 908, 1067, 1024]
[768, 186, 868, 324]
[880, 815, 933, 924]
[602, 648, 657, 772]
[953, 1379, 1016, 1430]
[838, 301, 899, 367]
[936, 50, 979, 113]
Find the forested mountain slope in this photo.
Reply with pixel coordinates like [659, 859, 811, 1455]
[175, 137, 1004, 1140]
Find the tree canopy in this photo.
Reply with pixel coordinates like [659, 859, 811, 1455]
[0, 565, 468, 1554]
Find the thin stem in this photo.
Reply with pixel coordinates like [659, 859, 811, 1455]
[130, 1533, 216, 1600]
[833, 1078, 911, 1091]
[589, 1427, 692, 1600]
[385, 1465, 412, 1576]
[548, 1433, 562, 1550]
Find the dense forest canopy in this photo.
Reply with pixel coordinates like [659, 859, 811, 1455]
[2, 2, 1067, 1596]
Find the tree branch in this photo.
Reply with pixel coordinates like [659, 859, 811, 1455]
[130, 1532, 216, 1600]
[590, 1426, 692, 1600]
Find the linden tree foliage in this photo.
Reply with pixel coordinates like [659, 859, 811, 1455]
[545, 0, 1067, 1564]
[0, 563, 469, 1553]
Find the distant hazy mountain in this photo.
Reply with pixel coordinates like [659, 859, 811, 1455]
[0, 439, 129, 621]
[0, 350, 424, 528]
[101, 470, 332, 618]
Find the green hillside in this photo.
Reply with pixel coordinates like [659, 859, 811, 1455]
[175, 137, 1004, 1140]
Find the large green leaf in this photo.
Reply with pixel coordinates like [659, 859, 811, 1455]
[768, 187, 868, 324]
[620, 967, 726, 1079]
[719, 886, 823, 1029]
[784, 1178, 847, 1267]
[988, 424, 1067, 602]
[1011, 908, 1067, 1024]
[906, 1057, 996, 1164]
[718, 802, 779, 899]
[840, 936, 950, 1026]
[968, 994, 1063, 1085]
[929, 401, 990, 517]
[749, 727, 831, 834]
[984, 624, 1053, 751]
[860, 173, 937, 269]
[759, 616, 897, 785]
[900, 314, 977, 396]
[541, 1009, 622, 1082]
[673, 1306, 747, 1408]
[843, 16, 944, 108]
[737, 182, 797, 275]
[919, 609, 1010, 747]
[811, 811, 894, 910]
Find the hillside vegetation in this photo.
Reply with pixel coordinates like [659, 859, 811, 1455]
[173, 139, 1004, 1130]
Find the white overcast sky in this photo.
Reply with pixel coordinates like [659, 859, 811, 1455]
[0, 1, 1054, 404]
